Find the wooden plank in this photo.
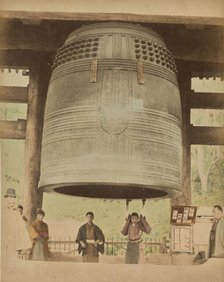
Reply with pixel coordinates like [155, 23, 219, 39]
[190, 126, 224, 145]
[0, 11, 224, 26]
[0, 86, 28, 103]
[0, 119, 26, 139]
[190, 92, 224, 109]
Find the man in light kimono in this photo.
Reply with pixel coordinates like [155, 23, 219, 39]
[76, 211, 105, 263]
[209, 205, 224, 258]
[2, 188, 32, 260]
[121, 199, 151, 264]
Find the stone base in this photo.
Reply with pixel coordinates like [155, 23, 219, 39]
[171, 253, 195, 265]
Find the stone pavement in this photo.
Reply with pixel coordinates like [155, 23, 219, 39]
[1, 257, 224, 282]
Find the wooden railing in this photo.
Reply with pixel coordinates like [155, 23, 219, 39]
[48, 236, 169, 256]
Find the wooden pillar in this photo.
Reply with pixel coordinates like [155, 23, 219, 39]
[22, 56, 51, 222]
[172, 69, 192, 206]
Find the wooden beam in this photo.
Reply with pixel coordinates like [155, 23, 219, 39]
[0, 119, 26, 139]
[157, 26, 224, 65]
[0, 10, 224, 26]
[0, 50, 33, 68]
[190, 91, 224, 109]
[176, 60, 224, 79]
[0, 50, 53, 69]
[22, 59, 51, 223]
[0, 20, 65, 52]
[0, 86, 28, 103]
[0, 20, 223, 64]
[190, 126, 224, 145]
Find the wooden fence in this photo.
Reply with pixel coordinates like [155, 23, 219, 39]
[48, 236, 169, 256]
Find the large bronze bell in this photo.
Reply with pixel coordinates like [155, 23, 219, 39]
[39, 22, 182, 199]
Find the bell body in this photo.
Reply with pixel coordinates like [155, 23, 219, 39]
[39, 22, 182, 199]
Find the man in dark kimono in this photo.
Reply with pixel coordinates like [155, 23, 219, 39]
[208, 205, 224, 258]
[29, 209, 50, 261]
[76, 211, 105, 263]
[121, 199, 151, 264]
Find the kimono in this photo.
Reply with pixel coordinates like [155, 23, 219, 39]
[121, 214, 151, 264]
[209, 216, 224, 258]
[76, 223, 105, 262]
[29, 219, 50, 261]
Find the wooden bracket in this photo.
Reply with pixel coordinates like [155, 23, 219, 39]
[0, 119, 26, 139]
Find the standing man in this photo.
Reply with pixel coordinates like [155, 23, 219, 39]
[209, 205, 224, 258]
[76, 211, 105, 263]
[121, 199, 151, 264]
[29, 209, 50, 261]
[2, 188, 32, 259]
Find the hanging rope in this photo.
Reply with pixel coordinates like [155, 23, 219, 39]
[125, 199, 131, 218]
[141, 198, 146, 216]
[125, 198, 147, 217]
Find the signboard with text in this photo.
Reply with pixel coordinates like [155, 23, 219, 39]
[170, 206, 197, 225]
[171, 225, 193, 253]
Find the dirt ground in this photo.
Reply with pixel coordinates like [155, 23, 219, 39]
[1, 257, 224, 282]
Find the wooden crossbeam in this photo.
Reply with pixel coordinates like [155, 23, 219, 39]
[176, 60, 224, 79]
[0, 20, 65, 52]
[0, 50, 32, 67]
[0, 50, 52, 68]
[0, 86, 28, 103]
[0, 119, 26, 139]
[189, 91, 224, 109]
[0, 19, 223, 64]
[0, 10, 224, 26]
[158, 26, 224, 65]
[190, 126, 224, 145]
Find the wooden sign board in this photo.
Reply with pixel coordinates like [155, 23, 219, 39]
[170, 206, 197, 225]
[171, 225, 193, 253]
